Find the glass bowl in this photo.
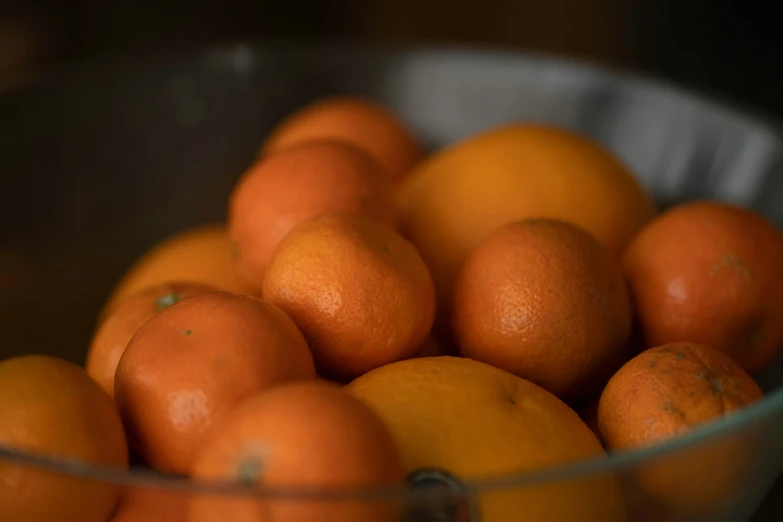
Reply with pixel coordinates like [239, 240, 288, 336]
[1, 45, 783, 522]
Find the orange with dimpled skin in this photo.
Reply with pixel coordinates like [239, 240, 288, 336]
[452, 218, 632, 403]
[229, 139, 397, 289]
[113, 291, 316, 475]
[86, 281, 217, 398]
[396, 124, 655, 331]
[262, 212, 436, 380]
[622, 200, 783, 373]
[598, 342, 764, 515]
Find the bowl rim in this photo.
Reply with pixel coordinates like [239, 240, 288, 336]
[1, 384, 778, 502]
[1, 41, 782, 501]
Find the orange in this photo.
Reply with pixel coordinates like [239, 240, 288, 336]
[86, 281, 216, 398]
[622, 200, 783, 373]
[396, 123, 655, 328]
[109, 487, 187, 522]
[346, 356, 626, 522]
[262, 212, 436, 379]
[262, 96, 423, 184]
[114, 292, 316, 474]
[452, 219, 632, 402]
[228, 140, 397, 288]
[597, 341, 764, 450]
[0, 355, 129, 522]
[102, 225, 255, 317]
[190, 380, 405, 522]
[597, 342, 763, 514]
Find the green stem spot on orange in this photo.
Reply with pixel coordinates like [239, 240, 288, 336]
[156, 292, 184, 312]
[237, 456, 265, 486]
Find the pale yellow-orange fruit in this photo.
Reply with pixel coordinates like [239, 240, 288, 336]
[396, 123, 654, 328]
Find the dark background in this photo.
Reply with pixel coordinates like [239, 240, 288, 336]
[1, 0, 782, 117]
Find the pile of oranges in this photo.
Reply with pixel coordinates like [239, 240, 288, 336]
[1, 96, 782, 522]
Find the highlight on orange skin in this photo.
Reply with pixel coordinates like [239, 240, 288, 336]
[113, 292, 317, 475]
[86, 281, 217, 398]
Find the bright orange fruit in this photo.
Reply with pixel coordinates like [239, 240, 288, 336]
[190, 381, 405, 522]
[262, 213, 436, 379]
[114, 292, 316, 474]
[0, 355, 129, 522]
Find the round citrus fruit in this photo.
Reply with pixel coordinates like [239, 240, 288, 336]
[346, 356, 626, 522]
[396, 123, 655, 328]
[622, 200, 783, 373]
[190, 380, 405, 522]
[229, 139, 397, 288]
[262, 212, 436, 379]
[598, 342, 764, 515]
[262, 96, 423, 184]
[86, 281, 216, 398]
[0, 355, 129, 522]
[452, 218, 632, 402]
[114, 292, 316, 474]
[102, 225, 255, 316]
